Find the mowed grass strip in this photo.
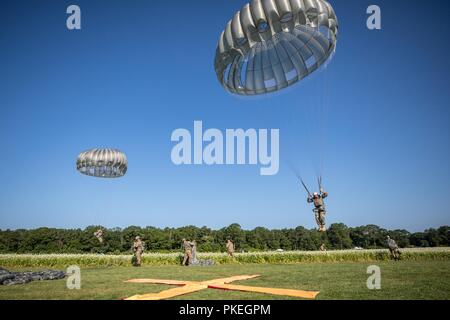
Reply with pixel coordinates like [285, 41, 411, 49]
[0, 260, 449, 300]
[0, 247, 449, 268]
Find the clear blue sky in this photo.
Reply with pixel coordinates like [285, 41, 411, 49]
[0, 0, 449, 232]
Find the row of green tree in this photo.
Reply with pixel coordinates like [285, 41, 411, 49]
[0, 224, 448, 254]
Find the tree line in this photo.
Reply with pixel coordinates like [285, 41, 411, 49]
[0, 224, 448, 254]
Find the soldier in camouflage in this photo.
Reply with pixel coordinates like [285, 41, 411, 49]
[182, 239, 193, 266]
[132, 236, 144, 266]
[307, 189, 328, 232]
[387, 236, 401, 260]
[226, 240, 235, 257]
[94, 229, 103, 244]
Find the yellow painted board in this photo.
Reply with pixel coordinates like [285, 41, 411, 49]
[124, 278, 194, 285]
[125, 283, 208, 300]
[202, 274, 260, 285]
[208, 283, 319, 299]
[124, 274, 318, 300]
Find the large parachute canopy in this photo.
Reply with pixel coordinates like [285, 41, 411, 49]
[76, 148, 127, 178]
[214, 0, 338, 95]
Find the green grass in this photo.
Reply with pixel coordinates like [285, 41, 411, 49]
[0, 260, 449, 300]
[1, 247, 449, 268]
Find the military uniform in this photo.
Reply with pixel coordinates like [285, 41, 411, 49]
[387, 237, 401, 260]
[94, 229, 103, 243]
[226, 240, 235, 257]
[319, 243, 326, 252]
[308, 191, 328, 232]
[182, 239, 193, 266]
[133, 237, 144, 266]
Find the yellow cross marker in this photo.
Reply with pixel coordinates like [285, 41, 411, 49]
[124, 274, 319, 300]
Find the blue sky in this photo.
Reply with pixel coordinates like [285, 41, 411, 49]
[0, 0, 449, 231]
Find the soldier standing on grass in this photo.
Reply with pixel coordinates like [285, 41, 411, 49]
[132, 236, 144, 267]
[226, 239, 235, 257]
[182, 239, 193, 266]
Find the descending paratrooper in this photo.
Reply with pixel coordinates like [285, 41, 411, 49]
[387, 236, 401, 260]
[93, 229, 104, 244]
[300, 177, 328, 232]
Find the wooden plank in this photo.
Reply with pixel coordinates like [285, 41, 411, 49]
[124, 278, 193, 286]
[124, 274, 319, 300]
[124, 283, 208, 300]
[202, 274, 260, 285]
[208, 283, 319, 299]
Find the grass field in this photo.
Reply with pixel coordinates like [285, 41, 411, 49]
[1, 247, 449, 268]
[1, 259, 449, 300]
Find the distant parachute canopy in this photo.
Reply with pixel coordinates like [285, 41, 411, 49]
[214, 0, 338, 95]
[76, 148, 127, 178]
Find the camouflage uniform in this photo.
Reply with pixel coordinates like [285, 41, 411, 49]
[308, 191, 328, 232]
[320, 243, 326, 252]
[94, 229, 103, 244]
[133, 236, 144, 266]
[387, 236, 401, 260]
[182, 239, 193, 266]
[226, 240, 235, 257]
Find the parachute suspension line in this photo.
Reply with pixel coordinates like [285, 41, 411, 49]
[289, 163, 302, 185]
[316, 59, 330, 183]
[323, 57, 331, 180]
[289, 163, 312, 198]
[288, 98, 298, 173]
[300, 177, 312, 198]
[319, 66, 327, 181]
[311, 61, 322, 181]
[318, 175, 323, 194]
[213, 0, 338, 185]
[317, 63, 322, 179]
